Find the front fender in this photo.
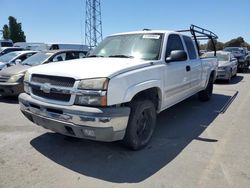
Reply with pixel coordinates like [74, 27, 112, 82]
[122, 80, 163, 103]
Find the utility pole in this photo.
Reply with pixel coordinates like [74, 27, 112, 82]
[0, 30, 3, 39]
[85, 0, 103, 48]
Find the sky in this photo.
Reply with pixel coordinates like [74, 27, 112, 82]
[1, 0, 250, 44]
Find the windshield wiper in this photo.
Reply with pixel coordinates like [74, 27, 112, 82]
[108, 55, 134, 58]
[87, 55, 105, 58]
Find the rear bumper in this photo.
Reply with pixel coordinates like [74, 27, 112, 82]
[0, 82, 24, 96]
[19, 93, 130, 142]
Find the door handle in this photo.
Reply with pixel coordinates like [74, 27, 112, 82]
[186, 65, 191, 72]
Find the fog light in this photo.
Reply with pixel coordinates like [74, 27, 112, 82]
[82, 129, 95, 137]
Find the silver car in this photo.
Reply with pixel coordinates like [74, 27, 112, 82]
[0, 50, 37, 71]
[0, 50, 86, 96]
[203, 51, 238, 82]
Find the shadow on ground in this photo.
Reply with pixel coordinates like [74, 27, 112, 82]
[215, 75, 244, 85]
[0, 95, 18, 104]
[30, 93, 231, 183]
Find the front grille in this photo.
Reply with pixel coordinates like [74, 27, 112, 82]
[32, 88, 71, 102]
[31, 74, 75, 88]
[0, 75, 10, 83]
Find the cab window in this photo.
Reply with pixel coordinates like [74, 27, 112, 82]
[165, 34, 184, 58]
[183, 36, 197, 59]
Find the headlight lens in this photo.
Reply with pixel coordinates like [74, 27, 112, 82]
[23, 72, 30, 94]
[75, 78, 109, 106]
[24, 71, 30, 82]
[8, 74, 24, 83]
[75, 95, 107, 106]
[78, 78, 109, 90]
[219, 66, 230, 71]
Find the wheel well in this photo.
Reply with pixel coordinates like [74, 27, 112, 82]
[130, 88, 160, 110]
[210, 70, 216, 82]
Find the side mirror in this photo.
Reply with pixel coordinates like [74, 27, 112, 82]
[15, 59, 22, 64]
[166, 50, 187, 63]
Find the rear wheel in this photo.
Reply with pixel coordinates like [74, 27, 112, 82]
[199, 75, 214, 101]
[123, 100, 156, 150]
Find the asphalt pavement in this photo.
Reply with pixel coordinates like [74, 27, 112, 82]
[0, 74, 250, 188]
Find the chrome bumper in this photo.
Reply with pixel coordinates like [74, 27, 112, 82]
[19, 93, 130, 142]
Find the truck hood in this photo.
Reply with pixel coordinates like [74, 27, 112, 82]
[28, 57, 154, 79]
[0, 64, 30, 76]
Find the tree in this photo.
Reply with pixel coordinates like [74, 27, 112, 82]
[206, 39, 225, 51]
[2, 24, 10, 39]
[2, 16, 26, 42]
[224, 37, 245, 48]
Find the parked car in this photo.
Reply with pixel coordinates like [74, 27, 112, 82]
[0, 51, 37, 71]
[223, 47, 248, 72]
[203, 51, 237, 82]
[0, 47, 24, 56]
[245, 54, 250, 70]
[48, 43, 89, 54]
[0, 40, 13, 47]
[19, 25, 218, 150]
[0, 49, 86, 96]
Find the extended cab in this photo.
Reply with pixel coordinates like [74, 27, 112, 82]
[19, 25, 218, 150]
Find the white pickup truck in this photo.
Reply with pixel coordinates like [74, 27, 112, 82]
[19, 25, 218, 150]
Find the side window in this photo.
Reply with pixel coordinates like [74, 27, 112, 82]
[52, 53, 66, 62]
[18, 54, 28, 61]
[183, 36, 197, 59]
[26, 53, 35, 59]
[165, 34, 184, 57]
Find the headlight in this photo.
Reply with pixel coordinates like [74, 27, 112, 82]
[75, 78, 109, 106]
[24, 71, 30, 82]
[78, 78, 109, 90]
[23, 72, 30, 94]
[8, 74, 24, 83]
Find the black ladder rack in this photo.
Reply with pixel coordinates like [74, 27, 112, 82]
[177, 24, 218, 56]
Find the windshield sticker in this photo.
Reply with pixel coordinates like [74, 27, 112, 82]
[142, 35, 160, 39]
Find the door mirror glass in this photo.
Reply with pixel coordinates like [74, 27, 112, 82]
[166, 50, 187, 63]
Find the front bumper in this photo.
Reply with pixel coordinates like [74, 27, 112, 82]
[216, 70, 231, 80]
[0, 82, 24, 96]
[19, 93, 130, 142]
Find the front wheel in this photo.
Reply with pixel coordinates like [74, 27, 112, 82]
[198, 75, 214, 101]
[123, 100, 156, 150]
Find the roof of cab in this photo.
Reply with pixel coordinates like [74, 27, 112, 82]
[109, 30, 182, 36]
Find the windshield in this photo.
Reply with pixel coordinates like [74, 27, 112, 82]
[89, 34, 163, 60]
[224, 47, 244, 54]
[0, 51, 20, 62]
[217, 53, 230, 61]
[21, 52, 52, 66]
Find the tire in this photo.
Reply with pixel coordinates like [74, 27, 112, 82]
[123, 100, 156, 150]
[199, 75, 214, 101]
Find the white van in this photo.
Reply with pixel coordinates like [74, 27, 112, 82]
[0, 40, 13, 47]
[14, 42, 47, 51]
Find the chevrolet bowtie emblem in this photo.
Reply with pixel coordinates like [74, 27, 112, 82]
[40, 83, 51, 93]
